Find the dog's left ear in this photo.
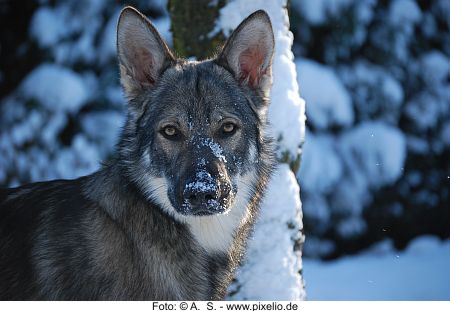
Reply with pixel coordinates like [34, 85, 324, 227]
[217, 10, 275, 96]
[117, 6, 175, 99]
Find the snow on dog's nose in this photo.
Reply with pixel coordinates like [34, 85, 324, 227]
[182, 169, 231, 216]
[183, 171, 218, 214]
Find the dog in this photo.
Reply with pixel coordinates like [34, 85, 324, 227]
[0, 6, 276, 300]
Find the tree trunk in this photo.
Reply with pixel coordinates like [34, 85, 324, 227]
[168, 0, 227, 59]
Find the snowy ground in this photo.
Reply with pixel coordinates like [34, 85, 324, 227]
[303, 236, 450, 300]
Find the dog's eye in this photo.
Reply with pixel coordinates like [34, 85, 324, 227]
[164, 127, 176, 136]
[221, 122, 237, 136]
[161, 126, 179, 139]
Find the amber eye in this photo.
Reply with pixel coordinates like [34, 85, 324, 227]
[161, 125, 180, 140]
[220, 122, 238, 138]
[223, 123, 235, 133]
[164, 126, 176, 136]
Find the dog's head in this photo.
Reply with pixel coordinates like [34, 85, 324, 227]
[116, 7, 275, 219]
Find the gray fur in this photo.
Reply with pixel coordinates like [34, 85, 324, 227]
[0, 7, 276, 300]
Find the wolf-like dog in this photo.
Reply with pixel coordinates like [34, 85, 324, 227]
[0, 7, 276, 300]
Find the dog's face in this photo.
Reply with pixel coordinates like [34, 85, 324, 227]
[138, 62, 260, 217]
[116, 7, 274, 219]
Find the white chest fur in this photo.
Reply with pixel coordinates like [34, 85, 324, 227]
[184, 170, 256, 254]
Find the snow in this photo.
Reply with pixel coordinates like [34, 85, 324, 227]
[299, 121, 407, 243]
[20, 64, 90, 113]
[185, 170, 217, 194]
[339, 61, 404, 122]
[441, 123, 450, 147]
[299, 131, 343, 194]
[218, 0, 305, 300]
[389, 0, 422, 25]
[70, 19, 101, 64]
[148, 0, 168, 12]
[10, 110, 45, 146]
[436, 0, 450, 29]
[54, 135, 100, 180]
[381, 75, 404, 107]
[303, 236, 450, 300]
[184, 180, 216, 193]
[301, 193, 331, 235]
[420, 51, 450, 85]
[230, 164, 304, 300]
[404, 51, 450, 135]
[385, 0, 422, 63]
[297, 59, 354, 130]
[326, 122, 407, 233]
[98, 10, 120, 64]
[80, 111, 123, 156]
[339, 121, 406, 187]
[296, 58, 407, 244]
[303, 237, 335, 259]
[199, 138, 227, 163]
[292, 0, 351, 25]
[335, 216, 367, 239]
[30, 0, 108, 65]
[351, 61, 404, 105]
[30, 7, 67, 48]
[405, 94, 442, 131]
[41, 112, 67, 147]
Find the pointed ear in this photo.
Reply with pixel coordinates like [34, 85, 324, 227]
[117, 6, 175, 99]
[217, 10, 274, 95]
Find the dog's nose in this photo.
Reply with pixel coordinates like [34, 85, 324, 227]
[183, 185, 218, 208]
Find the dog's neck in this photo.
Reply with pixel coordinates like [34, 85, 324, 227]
[184, 201, 250, 254]
[182, 169, 257, 254]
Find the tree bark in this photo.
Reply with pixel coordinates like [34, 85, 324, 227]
[168, 0, 227, 59]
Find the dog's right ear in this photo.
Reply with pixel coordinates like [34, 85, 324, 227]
[117, 6, 175, 99]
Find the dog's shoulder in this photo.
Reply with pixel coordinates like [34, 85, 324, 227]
[0, 177, 99, 299]
[0, 177, 95, 238]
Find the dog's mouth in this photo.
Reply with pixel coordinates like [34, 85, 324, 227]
[192, 210, 213, 216]
[179, 195, 231, 216]
[189, 198, 229, 216]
